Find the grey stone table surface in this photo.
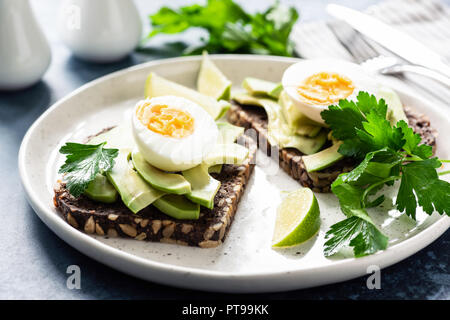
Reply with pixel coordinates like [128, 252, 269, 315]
[0, 0, 449, 300]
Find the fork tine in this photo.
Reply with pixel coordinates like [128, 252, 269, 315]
[327, 21, 379, 63]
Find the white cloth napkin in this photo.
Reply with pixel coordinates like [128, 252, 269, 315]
[292, 0, 450, 106]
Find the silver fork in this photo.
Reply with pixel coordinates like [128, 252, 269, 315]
[328, 22, 450, 88]
[363, 56, 450, 88]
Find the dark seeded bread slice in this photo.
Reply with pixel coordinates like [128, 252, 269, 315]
[54, 135, 257, 248]
[227, 102, 437, 193]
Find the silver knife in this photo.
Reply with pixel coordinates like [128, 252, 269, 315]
[326, 4, 450, 77]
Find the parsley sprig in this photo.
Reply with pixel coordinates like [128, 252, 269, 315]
[321, 92, 450, 257]
[142, 0, 299, 56]
[58, 142, 118, 197]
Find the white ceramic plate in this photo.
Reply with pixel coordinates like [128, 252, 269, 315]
[19, 55, 450, 293]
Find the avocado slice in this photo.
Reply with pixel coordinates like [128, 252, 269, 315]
[269, 83, 283, 99]
[203, 143, 249, 167]
[85, 125, 137, 205]
[209, 122, 245, 174]
[242, 77, 282, 99]
[145, 72, 230, 120]
[182, 164, 221, 209]
[258, 98, 327, 155]
[232, 90, 322, 139]
[208, 165, 223, 174]
[106, 149, 165, 214]
[232, 91, 264, 106]
[376, 87, 408, 125]
[87, 123, 135, 150]
[295, 125, 322, 137]
[153, 194, 200, 220]
[278, 91, 323, 137]
[302, 142, 344, 172]
[84, 174, 118, 203]
[283, 130, 328, 155]
[131, 151, 191, 195]
[202, 122, 246, 175]
[216, 121, 244, 144]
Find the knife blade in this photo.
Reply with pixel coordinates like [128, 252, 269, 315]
[326, 4, 450, 76]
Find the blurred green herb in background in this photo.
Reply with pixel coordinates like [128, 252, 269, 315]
[140, 0, 299, 56]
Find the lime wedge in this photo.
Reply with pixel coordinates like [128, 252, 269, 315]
[197, 51, 232, 100]
[272, 188, 320, 247]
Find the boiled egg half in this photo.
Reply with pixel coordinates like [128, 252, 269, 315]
[282, 59, 380, 124]
[132, 96, 218, 171]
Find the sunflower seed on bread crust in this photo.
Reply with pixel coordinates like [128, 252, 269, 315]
[227, 102, 437, 193]
[54, 134, 256, 248]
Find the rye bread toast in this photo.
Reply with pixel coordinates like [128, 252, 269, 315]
[54, 135, 257, 248]
[227, 102, 437, 193]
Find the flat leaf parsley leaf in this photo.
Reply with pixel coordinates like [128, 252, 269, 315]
[324, 216, 388, 258]
[397, 120, 433, 159]
[58, 142, 118, 197]
[397, 158, 450, 219]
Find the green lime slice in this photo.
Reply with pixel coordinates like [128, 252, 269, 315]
[197, 51, 232, 101]
[272, 188, 320, 247]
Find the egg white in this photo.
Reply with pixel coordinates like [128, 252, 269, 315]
[132, 96, 219, 172]
[282, 59, 381, 124]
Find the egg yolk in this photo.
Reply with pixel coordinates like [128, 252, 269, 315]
[297, 72, 355, 105]
[137, 103, 194, 138]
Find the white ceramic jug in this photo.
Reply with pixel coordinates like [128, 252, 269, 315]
[58, 0, 142, 63]
[0, 0, 51, 90]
